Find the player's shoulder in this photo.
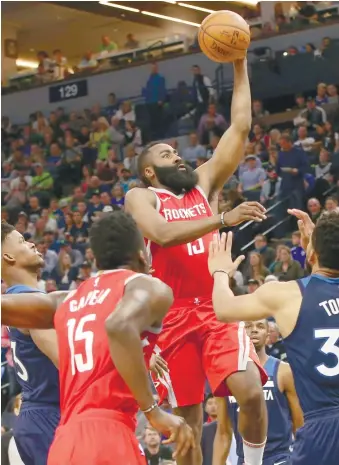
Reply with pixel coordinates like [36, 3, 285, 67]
[126, 186, 154, 202]
[257, 280, 300, 303]
[277, 359, 294, 389]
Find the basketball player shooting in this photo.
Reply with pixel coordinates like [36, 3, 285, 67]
[208, 210, 339, 465]
[126, 57, 268, 465]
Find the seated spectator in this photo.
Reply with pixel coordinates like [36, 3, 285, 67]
[90, 117, 112, 161]
[268, 128, 281, 149]
[297, 97, 327, 129]
[307, 197, 322, 223]
[59, 240, 84, 268]
[124, 33, 140, 49]
[206, 134, 221, 159]
[198, 104, 227, 141]
[143, 426, 172, 464]
[291, 231, 306, 268]
[70, 211, 89, 245]
[52, 49, 68, 80]
[86, 176, 102, 199]
[271, 245, 304, 281]
[315, 148, 332, 181]
[84, 247, 97, 273]
[119, 168, 134, 193]
[324, 196, 339, 212]
[250, 124, 269, 147]
[104, 92, 119, 121]
[27, 196, 42, 223]
[37, 240, 58, 277]
[294, 94, 306, 111]
[123, 145, 139, 176]
[327, 84, 339, 104]
[99, 191, 112, 209]
[4, 179, 28, 212]
[238, 155, 266, 201]
[315, 82, 328, 106]
[31, 163, 54, 193]
[294, 126, 315, 152]
[266, 146, 278, 173]
[88, 193, 103, 220]
[323, 121, 339, 153]
[77, 261, 95, 281]
[60, 212, 74, 239]
[32, 111, 49, 134]
[260, 168, 281, 207]
[78, 51, 98, 71]
[252, 99, 269, 118]
[115, 101, 136, 124]
[15, 211, 35, 238]
[182, 132, 206, 166]
[253, 234, 276, 268]
[36, 51, 54, 82]
[124, 121, 142, 154]
[51, 253, 78, 290]
[81, 166, 93, 193]
[245, 251, 270, 283]
[266, 321, 286, 360]
[100, 35, 118, 53]
[111, 184, 125, 208]
[45, 279, 58, 293]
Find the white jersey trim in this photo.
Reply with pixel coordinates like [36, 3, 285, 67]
[195, 184, 214, 215]
[237, 321, 250, 371]
[148, 186, 184, 199]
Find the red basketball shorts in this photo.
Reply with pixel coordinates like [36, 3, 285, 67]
[152, 297, 267, 408]
[47, 410, 146, 465]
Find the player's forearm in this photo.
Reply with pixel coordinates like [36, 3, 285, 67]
[1, 294, 55, 329]
[105, 322, 154, 411]
[231, 59, 251, 133]
[212, 274, 239, 322]
[212, 431, 231, 465]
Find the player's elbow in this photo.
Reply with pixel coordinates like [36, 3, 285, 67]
[105, 313, 131, 339]
[231, 119, 251, 136]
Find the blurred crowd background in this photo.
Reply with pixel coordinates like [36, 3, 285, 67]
[1, 1, 339, 464]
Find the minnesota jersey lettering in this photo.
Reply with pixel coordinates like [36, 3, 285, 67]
[319, 299, 339, 316]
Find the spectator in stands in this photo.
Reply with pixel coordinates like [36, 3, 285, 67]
[51, 253, 78, 290]
[105, 93, 119, 120]
[27, 196, 42, 223]
[307, 197, 322, 223]
[100, 35, 118, 53]
[78, 261, 94, 280]
[115, 101, 136, 124]
[253, 234, 276, 268]
[204, 395, 218, 424]
[294, 125, 315, 152]
[245, 251, 270, 283]
[272, 245, 304, 281]
[32, 111, 49, 133]
[291, 230, 306, 268]
[250, 123, 269, 147]
[183, 132, 206, 166]
[315, 82, 328, 106]
[247, 279, 261, 294]
[70, 211, 89, 246]
[191, 64, 215, 123]
[16, 211, 35, 237]
[298, 97, 327, 129]
[123, 145, 139, 176]
[58, 135, 83, 193]
[119, 168, 134, 193]
[238, 155, 266, 201]
[59, 240, 83, 268]
[260, 167, 281, 207]
[315, 147, 332, 180]
[304, 43, 315, 54]
[327, 84, 339, 104]
[52, 49, 68, 80]
[323, 121, 339, 153]
[266, 321, 286, 360]
[143, 426, 172, 464]
[124, 33, 139, 49]
[124, 121, 142, 154]
[252, 99, 269, 118]
[111, 184, 125, 208]
[31, 163, 54, 194]
[294, 94, 306, 111]
[143, 62, 166, 138]
[276, 133, 308, 208]
[324, 195, 339, 212]
[78, 51, 98, 71]
[36, 51, 53, 83]
[4, 179, 28, 213]
[198, 103, 227, 141]
[37, 240, 58, 276]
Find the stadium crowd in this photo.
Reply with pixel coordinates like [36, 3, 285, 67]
[2, 5, 339, 461]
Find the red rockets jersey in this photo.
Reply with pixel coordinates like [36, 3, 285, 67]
[147, 186, 216, 300]
[54, 269, 160, 426]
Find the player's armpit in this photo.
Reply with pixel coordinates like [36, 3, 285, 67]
[29, 329, 59, 368]
[213, 398, 233, 465]
[126, 187, 222, 247]
[212, 277, 289, 323]
[1, 294, 56, 329]
[279, 362, 304, 434]
[196, 60, 251, 196]
[105, 276, 173, 411]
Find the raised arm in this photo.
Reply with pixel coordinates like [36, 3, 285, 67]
[105, 275, 194, 457]
[125, 188, 265, 247]
[196, 59, 251, 197]
[212, 398, 233, 465]
[1, 293, 56, 329]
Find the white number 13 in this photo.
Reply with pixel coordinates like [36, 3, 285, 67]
[187, 238, 205, 256]
[67, 314, 96, 375]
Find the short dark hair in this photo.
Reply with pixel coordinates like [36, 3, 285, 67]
[89, 211, 143, 270]
[1, 221, 15, 244]
[137, 142, 159, 186]
[312, 212, 339, 271]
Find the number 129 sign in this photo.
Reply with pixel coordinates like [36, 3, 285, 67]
[49, 80, 88, 103]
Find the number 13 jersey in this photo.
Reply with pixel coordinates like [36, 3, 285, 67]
[54, 270, 161, 426]
[147, 186, 216, 300]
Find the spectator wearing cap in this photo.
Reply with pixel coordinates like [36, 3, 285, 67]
[276, 134, 308, 209]
[247, 279, 260, 294]
[315, 83, 328, 106]
[297, 97, 327, 129]
[238, 155, 266, 201]
[260, 168, 281, 207]
[51, 253, 79, 290]
[78, 261, 95, 281]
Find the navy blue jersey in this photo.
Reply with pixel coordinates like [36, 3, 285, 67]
[228, 356, 292, 461]
[284, 274, 339, 415]
[6, 285, 59, 407]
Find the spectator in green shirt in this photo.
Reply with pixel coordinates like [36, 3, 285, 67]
[100, 35, 118, 53]
[31, 163, 54, 191]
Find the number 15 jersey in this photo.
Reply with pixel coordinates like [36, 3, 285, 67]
[147, 186, 216, 300]
[54, 270, 161, 426]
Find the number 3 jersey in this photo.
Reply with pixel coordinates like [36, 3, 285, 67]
[54, 269, 161, 426]
[284, 275, 339, 415]
[147, 186, 216, 300]
[5, 285, 60, 407]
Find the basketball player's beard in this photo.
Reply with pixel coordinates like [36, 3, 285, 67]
[153, 164, 198, 195]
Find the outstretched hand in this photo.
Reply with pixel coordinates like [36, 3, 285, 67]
[208, 232, 245, 277]
[224, 202, 267, 226]
[288, 209, 315, 250]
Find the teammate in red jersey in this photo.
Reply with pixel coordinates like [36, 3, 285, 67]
[126, 58, 268, 465]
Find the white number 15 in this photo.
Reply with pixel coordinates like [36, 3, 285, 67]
[187, 238, 205, 256]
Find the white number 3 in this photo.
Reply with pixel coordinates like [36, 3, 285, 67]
[67, 314, 96, 375]
[315, 328, 339, 377]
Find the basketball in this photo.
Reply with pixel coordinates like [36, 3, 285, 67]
[198, 10, 251, 63]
